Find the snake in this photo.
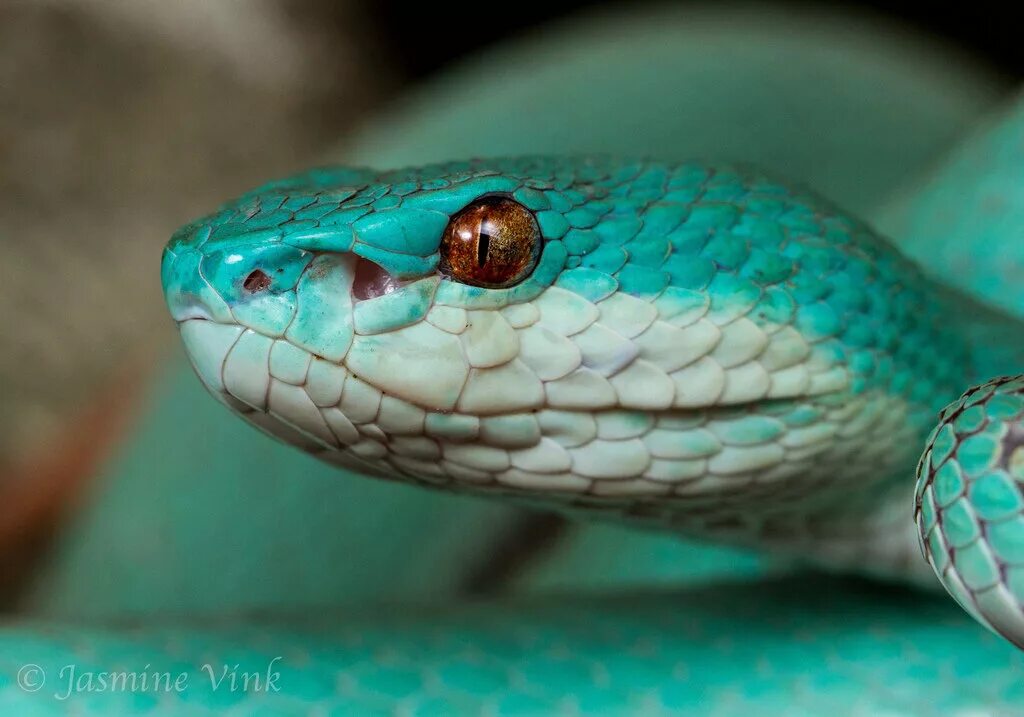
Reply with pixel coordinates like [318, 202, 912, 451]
[161, 153, 1024, 639]
[7, 7, 1024, 716]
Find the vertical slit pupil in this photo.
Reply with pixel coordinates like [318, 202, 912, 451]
[477, 219, 491, 268]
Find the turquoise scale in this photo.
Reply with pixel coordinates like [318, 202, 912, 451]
[916, 377, 1024, 647]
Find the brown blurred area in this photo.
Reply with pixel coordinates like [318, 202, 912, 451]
[0, 0, 398, 589]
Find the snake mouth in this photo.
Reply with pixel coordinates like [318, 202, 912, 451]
[352, 257, 408, 301]
[175, 312, 210, 323]
[170, 302, 219, 323]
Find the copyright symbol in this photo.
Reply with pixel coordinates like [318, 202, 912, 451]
[17, 664, 45, 692]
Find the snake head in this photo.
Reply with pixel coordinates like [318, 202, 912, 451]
[161, 158, 603, 481]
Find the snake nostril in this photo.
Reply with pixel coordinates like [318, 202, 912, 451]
[243, 270, 271, 293]
[352, 258, 401, 301]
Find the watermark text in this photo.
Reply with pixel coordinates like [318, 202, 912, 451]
[17, 658, 283, 700]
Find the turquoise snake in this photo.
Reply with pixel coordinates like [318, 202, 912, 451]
[160, 155, 1024, 646]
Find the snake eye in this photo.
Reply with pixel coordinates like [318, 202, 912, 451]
[439, 197, 541, 288]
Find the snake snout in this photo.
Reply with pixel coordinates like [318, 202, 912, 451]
[161, 247, 235, 325]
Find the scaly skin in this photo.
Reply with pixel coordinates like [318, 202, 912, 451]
[917, 377, 1024, 648]
[161, 157, 1024, 643]
[1, 578, 1022, 716]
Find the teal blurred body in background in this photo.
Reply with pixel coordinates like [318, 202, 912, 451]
[4, 3, 1024, 715]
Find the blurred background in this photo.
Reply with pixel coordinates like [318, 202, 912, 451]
[1, 0, 1022, 615]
